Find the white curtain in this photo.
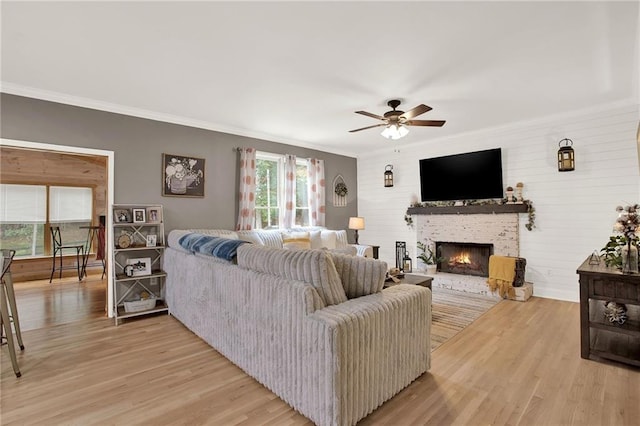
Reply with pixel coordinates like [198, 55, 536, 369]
[236, 148, 257, 230]
[281, 154, 297, 229]
[307, 158, 325, 226]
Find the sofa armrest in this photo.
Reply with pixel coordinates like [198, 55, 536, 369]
[351, 244, 373, 257]
[303, 285, 431, 425]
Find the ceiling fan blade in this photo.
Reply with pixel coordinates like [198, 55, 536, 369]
[355, 110, 385, 120]
[349, 123, 388, 133]
[405, 119, 446, 127]
[400, 104, 432, 120]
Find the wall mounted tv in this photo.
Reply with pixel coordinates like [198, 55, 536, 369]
[419, 148, 504, 202]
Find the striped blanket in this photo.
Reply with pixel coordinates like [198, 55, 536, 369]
[178, 233, 248, 261]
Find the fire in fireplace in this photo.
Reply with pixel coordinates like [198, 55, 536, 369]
[436, 242, 493, 277]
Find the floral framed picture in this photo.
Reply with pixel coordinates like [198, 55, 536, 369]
[162, 153, 205, 197]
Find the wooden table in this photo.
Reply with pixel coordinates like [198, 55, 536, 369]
[577, 256, 640, 367]
[384, 273, 433, 290]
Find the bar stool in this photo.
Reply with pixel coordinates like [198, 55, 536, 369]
[49, 226, 84, 283]
[1, 249, 24, 377]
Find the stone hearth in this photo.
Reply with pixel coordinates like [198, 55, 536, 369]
[414, 210, 521, 296]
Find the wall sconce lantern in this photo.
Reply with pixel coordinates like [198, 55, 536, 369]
[557, 138, 575, 172]
[384, 164, 394, 187]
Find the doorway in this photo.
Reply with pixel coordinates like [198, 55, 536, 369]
[0, 138, 115, 317]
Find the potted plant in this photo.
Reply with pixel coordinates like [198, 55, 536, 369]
[416, 241, 445, 275]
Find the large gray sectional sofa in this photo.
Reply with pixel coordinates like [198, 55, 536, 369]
[164, 229, 431, 426]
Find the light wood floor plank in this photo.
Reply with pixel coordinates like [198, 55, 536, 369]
[2, 278, 639, 425]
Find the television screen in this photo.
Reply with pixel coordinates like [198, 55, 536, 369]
[419, 148, 504, 202]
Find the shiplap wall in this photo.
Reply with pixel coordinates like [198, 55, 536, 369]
[357, 102, 640, 302]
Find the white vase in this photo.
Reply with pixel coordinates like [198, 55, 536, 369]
[425, 265, 437, 275]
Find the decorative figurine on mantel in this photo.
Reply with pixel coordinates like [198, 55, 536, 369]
[515, 182, 524, 204]
[505, 186, 514, 204]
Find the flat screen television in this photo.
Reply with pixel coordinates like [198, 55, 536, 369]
[419, 148, 504, 202]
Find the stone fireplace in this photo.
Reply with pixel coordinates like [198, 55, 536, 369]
[436, 242, 493, 277]
[410, 204, 524, 296]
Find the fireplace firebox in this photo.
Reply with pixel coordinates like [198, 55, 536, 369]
[436, 242, 493, 277]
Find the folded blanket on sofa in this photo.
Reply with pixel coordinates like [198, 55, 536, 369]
[179, 233, 249, 261]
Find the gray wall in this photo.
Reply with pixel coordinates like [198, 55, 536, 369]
[1, 94, 359, 235]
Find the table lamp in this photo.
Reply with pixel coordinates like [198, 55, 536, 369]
[348, 217, 365, 245]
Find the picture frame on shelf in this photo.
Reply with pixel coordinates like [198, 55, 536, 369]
[146, 207, 162, 224]
[132, 208, 146, 223]
[162, 153, 205, 197]
[126, 257, 152, 277]
[146, 234, 157, 247]
[114, 209, 131, 223]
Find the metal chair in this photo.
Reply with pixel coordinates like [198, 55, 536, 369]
[1, 249, 24, 377]
[49, 226, 84, 283]
[97, 224, 107, 279]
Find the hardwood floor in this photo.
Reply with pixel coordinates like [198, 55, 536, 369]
[2, 279, 639, 425]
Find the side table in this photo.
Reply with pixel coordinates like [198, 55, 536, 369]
[384, 273, 432, 290]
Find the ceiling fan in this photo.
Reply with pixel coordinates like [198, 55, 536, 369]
[349, 99, 445, 139]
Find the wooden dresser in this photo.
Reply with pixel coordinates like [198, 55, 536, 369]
[577, 256, 640, 367]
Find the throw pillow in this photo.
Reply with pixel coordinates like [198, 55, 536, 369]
[320, 231, 337, 249]
[329, 252, 387, 299]
[282, 231, 311, 251]
[309, 230, 323, 249]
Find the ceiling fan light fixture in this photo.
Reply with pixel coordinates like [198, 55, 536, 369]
[380, 124, 409, 140]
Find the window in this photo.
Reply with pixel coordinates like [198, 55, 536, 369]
[0, 184, 93, 258]
[254, 152, 310, 229]
[0, 184, 47, 257]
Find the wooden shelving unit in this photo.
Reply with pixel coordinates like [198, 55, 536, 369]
[111, 204, 167, 325]
[577, 256, 640, 367]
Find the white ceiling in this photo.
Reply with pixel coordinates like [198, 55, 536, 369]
[2, 1, 638, 157]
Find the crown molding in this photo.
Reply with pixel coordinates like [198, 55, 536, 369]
[0, 82, 357, 158]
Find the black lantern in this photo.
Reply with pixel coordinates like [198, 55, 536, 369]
[557, 138, 575, 172]
[384, 164, 394, 187]
[403, 251, 412, 273]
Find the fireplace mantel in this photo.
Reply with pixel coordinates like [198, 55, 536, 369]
[407, 203, 529, 216]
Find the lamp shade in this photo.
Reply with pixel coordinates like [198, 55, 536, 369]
[348, 216, 365, 230]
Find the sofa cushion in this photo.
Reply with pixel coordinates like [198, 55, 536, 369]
[329, 246, 357, 256]
[282, 231, 312, 251]
[237, 245, 347, 306]
[329, 252, 387, 299]
[258, 230, 284, 248]
[236, 230, 265, 246]
[320, 231, 337, 249]
[334, 229, 349, 248]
